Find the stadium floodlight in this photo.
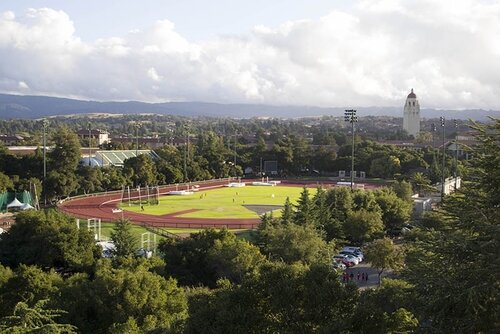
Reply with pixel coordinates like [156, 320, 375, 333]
[431, 123, 436, 148]
[454, 119, 458, 190]
[42, 119, 49, 206]
[344, 109, 358, 190]
[440, 116, 445, 200]
[88, 122, 92, 166]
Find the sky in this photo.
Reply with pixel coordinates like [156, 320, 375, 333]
[0, 0, 499, 109]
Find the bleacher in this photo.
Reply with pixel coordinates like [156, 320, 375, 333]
[96, 150, 159, 167]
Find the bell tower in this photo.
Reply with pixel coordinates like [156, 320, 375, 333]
[403, 89, 420, 137]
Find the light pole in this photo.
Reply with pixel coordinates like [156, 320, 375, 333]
[431, 123, 436, 149]
[88, 122, 92, 166]
[233, 132, 238, 177]
[440, 116, 446, 201]
[135, 123, 140, 156]
[344, 109, 358, 190]
[42, 119, 48, 205]
[183, 124, 189, 182]
[454, 119, 458, 190]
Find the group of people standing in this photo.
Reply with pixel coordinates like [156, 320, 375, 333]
[342, 271, 369, 283]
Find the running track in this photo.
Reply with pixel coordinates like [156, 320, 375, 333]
[58, 179, 380, 229]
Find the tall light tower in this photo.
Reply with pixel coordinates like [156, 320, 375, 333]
[454, 119, 458, 190]
[135, 122, 140, 156]
[344, 109, 358, 190]
[183, 123, 189, 182]
[88, 122, 92, 166]
[431, 123, 436, 148]
[233, 132, 237, 177]
[440, 116, 446, 201]
[42, 119, 48, 206]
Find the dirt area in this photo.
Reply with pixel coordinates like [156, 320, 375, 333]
[243, 205, 283, 215]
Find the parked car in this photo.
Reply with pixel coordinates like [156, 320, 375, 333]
[341, 254, 360, 265]
[339, 251, 363, 262]
[332, 261, 347, 270]
[333, 255, 355, 267]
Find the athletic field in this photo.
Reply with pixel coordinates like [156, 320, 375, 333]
[121, 185, 314, 219]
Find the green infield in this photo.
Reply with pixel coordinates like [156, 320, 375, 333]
[121, 185, 314, 219]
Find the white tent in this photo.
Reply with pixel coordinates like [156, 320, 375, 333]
[6, 198, 23, 209]
[20, 203, 34, 210]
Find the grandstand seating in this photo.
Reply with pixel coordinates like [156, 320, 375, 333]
[95, 150, 159, 167]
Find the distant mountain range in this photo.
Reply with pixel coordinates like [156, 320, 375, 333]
[0, 93, 498, 121]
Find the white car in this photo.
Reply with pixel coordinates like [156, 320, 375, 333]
[341, 254, 360, 265]
[339, 251, 363, 262]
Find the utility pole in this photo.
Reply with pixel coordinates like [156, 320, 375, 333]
[234, 132, 237, 177]
[183, 124, 189, 182]
[454, 119, 458, 190]
[431, 123, 436, 149]
[135, 123, 140, 156]
[88, 122, 92, 166]
[42, 119, 48, 206]
[344, 109, 358, 190]
[440, 116, 446, 201]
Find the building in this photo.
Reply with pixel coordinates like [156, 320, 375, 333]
[76, 129, 109, 146]
[403, 89, 420, 138]
[0, 135, 23, 146]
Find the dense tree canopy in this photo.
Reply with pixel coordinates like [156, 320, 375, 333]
[0, 210, 99, 271]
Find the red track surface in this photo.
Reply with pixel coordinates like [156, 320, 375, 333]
[58, 179, 380, 229]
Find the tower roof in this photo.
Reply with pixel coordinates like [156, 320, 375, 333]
[407, 88, 417, 98]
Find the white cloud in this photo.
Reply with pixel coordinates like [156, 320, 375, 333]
[0, 1, 499, 109]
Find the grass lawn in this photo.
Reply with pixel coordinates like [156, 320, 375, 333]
[100, 222, 153, 240]
[121, 185, 314, 219]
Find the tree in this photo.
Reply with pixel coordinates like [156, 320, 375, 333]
[325, 184, 353, 220]
[410, 172, 434, 196]
[280, 197, 293, 225]
[101, 166, 127, 191]
[351, 279, 418, 334]
[123, 154, 158, 187]
[0, 265, 62, 318]
[110, 219, 138, 258]
[259, 223, 330, 265]
[0, 172, 14, 192]
[45, 170, 79, 200]
[370, 154, 401, 178]
[374, 188, 412, 231]
[56, 260, 187, 333]
[343, 209, 384, 244]
[391, 180, 413, 202]
[0, 210, 99, 271]
[185, 262, 359, 333]
[159, 229, 264, 287]
[206, 233, 265, 284]
[403, 120, 500, 333]
[294, 187, 314, 226]
[365, 238, 404, 285]
[48, 127, 81, 173]
[76, 165, 103, 194]
[0, 300, 77, 333]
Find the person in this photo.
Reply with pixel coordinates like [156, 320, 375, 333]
[357, 273, 360, 280]
[361, 272, 365, 280]
[365, 273, 369, 281]
[350, 273, 354, 281]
